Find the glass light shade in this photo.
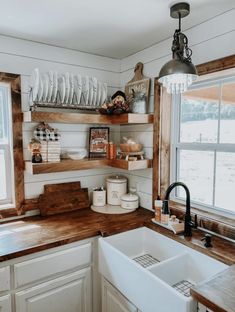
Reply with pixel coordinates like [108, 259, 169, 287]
[159, 59, 198, 94]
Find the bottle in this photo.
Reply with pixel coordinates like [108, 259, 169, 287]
[108, 142, 117, 159]
[154, 196, 162, 222]
[161, 200, 170, 225]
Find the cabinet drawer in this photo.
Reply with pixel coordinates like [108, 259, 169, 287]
[0, 267, 10, 292]
[14, 243, 91, 287]
[0, 294, 11, 312]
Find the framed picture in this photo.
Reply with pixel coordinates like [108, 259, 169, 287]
[89, 127, 109, 158]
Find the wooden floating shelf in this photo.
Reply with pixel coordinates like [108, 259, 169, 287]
[23, 111, 154, 125]
[25, 158, 152, 175]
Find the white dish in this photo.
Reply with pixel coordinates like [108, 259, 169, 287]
[100, 82, 108, 105]
[30, 68, 40, 102]
[82, 76, 89, 105]
[37, 76, 44, 102]
[42, 73, 49, 102]
[96, 82, 102, 107]
[51, 71, 58, 103]
[58, 75, 66, 103]
[74, 74, 82, 105]
[92, 77, 98, 106]
[88, 77, 93, 105]
[69, 73, 74, 105]
[64, 72, 70, 104]
[47, 70, 54, 102]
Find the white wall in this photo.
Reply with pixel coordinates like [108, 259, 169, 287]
[0, 34, 122, 201]
[120, 9, 235, 210]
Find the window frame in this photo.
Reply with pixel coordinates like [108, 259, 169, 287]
[152, 54, 235, 224]
[0, 82, 15, 206]
[170, 76, 235, 218]
[0, 73, 24, 218]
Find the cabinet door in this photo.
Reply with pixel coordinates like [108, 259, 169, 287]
[102, 278, 137, 312]
[0, 295, 11, 312]
[15, 268, 91, 312]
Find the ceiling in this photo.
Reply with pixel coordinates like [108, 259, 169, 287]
[0, 0, 234, 59]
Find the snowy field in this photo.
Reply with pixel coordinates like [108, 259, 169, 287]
[178, 119, 235, 213]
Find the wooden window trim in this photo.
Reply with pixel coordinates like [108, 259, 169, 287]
[0, 73, 25, 219]
[153, 55, 235, 238]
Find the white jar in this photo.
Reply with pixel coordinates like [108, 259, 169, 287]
[106, 176, 127, 205]
[93, 189, 106, 207]
[121, 193, 139, 210]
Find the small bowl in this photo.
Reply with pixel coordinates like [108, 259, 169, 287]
[120, 143, 142, 153]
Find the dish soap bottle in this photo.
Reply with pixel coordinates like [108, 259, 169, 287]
[154, 196, 162, 222]
[161, 200, 170, 225]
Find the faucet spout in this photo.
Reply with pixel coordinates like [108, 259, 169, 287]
[164, 182, 194, 237]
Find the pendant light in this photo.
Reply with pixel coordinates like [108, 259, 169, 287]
[159, 2, 198, 94]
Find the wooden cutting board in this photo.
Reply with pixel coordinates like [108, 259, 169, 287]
[43, 181, 81, 193]
[39, 187, 90, 216]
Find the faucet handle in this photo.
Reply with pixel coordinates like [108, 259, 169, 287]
[201, 234, 213, 248]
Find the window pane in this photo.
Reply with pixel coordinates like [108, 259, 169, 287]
[180, 86, 219, 143]
[0, 91, 4, 140]
[215, 152, 235, 212]
[220, 82, 235, 144]
[0, 149, 7, 200]
[177, 150, 214, 205]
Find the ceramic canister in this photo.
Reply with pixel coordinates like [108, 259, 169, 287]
[121, 193, 139, 210]
[106, 175, 127, 205]
[93, 189, 106, 207]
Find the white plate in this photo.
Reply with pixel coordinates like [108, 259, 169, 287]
[30, 68, 40, 102]
[64, 72, 70, 104]
[92, 77, 98, 106]
[47, 70, 54, 102]
[58, 76, 66, 103]
[96, 82, 102, 107]
[42, 73, 49, 102]
[74, 74, 82, 105]
[37, 75, 44, 102]
[100, 82, 107, 105]
[88, 77, 93, 106]
[69, 73, 74, 105]
[51, 71, 58, 103]
[82, 76, 89, 106]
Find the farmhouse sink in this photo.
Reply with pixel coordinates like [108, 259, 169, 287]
[99, 227, 227, 312]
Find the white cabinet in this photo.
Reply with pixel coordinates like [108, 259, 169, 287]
[15, 268, 91, 312]
[102, 278, 137, 312]
[0, 295, 11, 312]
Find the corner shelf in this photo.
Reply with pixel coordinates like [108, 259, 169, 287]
[25, 158, 152, 175]
[23, 111, 154, 125]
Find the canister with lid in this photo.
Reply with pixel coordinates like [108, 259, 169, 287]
[121, 192, 139, 210]
[106, 175, 127, 205]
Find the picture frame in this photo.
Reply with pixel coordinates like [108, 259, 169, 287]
[89, 127, 109, 158]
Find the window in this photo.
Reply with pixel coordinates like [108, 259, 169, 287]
[171, 75, 235, 216]
[0, 82, 15, 207]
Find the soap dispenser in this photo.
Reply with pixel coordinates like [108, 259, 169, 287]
[161, 200, 170, 225]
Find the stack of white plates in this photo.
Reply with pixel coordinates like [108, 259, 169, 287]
[29, 68, 108, 107]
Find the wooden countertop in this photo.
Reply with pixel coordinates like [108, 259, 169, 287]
[191, 265, 235, 312]
[0, 208, 234, 312]
[0, 208, 234, 265]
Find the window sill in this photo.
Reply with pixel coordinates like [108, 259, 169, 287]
[169, 200, 235, 241]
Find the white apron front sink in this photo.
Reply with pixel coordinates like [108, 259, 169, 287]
[99, 227, 227, 312]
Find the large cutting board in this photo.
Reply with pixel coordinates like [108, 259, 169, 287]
[39, 182, 89, 216]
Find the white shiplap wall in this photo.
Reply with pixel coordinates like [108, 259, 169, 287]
[120, 9, 235, 210]
[0, 34, 122, 200]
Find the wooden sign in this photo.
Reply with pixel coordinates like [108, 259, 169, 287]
[125, 62, 151, 105]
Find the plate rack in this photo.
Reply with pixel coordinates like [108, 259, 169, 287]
[29, 87, 106, 111]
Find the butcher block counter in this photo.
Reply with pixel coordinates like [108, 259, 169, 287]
[0, 208, 235, 312]
[0, 208, 234, 264]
